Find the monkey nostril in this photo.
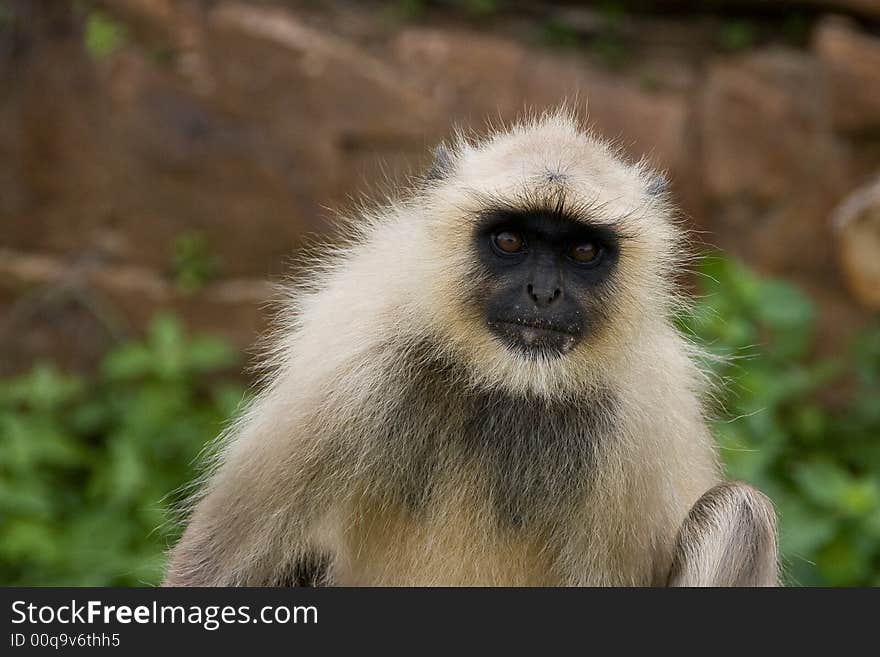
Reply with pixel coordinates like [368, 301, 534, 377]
[527, 283, 561, 306]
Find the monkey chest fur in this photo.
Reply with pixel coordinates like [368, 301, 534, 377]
[313, 366, 674, 585]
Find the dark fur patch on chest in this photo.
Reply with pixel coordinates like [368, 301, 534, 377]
[374, 351, 619, 527]
[281, 551, 333, 587]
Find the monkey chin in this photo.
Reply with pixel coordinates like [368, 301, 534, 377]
[488, 321, 581, 359]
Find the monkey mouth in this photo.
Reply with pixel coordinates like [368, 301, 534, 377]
[487, 319, 581, 357]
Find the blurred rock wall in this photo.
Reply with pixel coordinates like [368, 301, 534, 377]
[1, 0, 879, 374]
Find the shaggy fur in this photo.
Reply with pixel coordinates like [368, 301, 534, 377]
[163, 109, 778, 587]
[668, 483, 778, 587]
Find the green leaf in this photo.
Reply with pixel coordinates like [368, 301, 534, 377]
[102, 343, 154, 380]
[84, 11, 127, 60]
[185, 337, 236, 372]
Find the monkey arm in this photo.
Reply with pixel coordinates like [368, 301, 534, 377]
[162, 472, 327, 587]
[163, 404, 336, 587]
[163, 461, 333, 587]
[666, 482, 779, 587]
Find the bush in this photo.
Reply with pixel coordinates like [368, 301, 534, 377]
[0, 256, 877, 585]
[681, 256, 880, 586]
[0, 315, 244, 585]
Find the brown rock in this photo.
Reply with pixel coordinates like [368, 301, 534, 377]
[0, 247, 272, 374]
[798, 0, 880, 20]
[814, 16, 880, 135]
[391, 28, 697, 216]
[698, 45, 862, 334]
[832, 174, 880, 309]
[392, 28, 529, 117]
[639, 0, 880, 20]
[700, 48, 833, 203]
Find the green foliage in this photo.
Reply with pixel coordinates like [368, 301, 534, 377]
[590, 33, 629, 68]
[0, 2, 12, 31]
[455, 0, 499, 17]
[537, 18, 581, 49]
[84, 10, 127, 60]
[385, 0, 428, 21]
[384, 0, 501, 21]
[681, 256, 880, 586]
[718, 19, 757, 51]
[782, 13, 811, 48]
[0, 315, 244, 585]
[537, 3, 629, 66]
[171, 231, 218, 295]
[593, 2, 630, 67]
[639, 71, 661, 92]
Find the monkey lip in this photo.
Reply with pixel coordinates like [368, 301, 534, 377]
[487, 319, 581, 356]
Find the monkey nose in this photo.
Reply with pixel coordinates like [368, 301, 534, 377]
[527, 282, 562, 307]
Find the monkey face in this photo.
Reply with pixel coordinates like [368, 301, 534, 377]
[417, 111, 680, 395]
[473, 209, 620, 359]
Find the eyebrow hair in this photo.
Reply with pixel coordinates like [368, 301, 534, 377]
[463, 187, 636, 240]
[474, 206, 635, 244]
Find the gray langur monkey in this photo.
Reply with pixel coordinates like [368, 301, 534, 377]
[164, 110, 778, 587]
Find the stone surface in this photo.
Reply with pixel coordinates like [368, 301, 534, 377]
[700, 48, 834, 203]
[696, 0, 880, 20]
[814, 16, 880, 134]
[697, 45, 873, 327]
[391, 27, 699, 217]
[832, 174, 880, 309]
[799, 0, 880, 19]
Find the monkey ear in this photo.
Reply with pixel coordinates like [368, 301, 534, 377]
[646, 172, 670, 196]
[424, 144, 455, 183]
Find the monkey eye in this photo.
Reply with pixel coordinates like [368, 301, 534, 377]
[568, 241, 601, 264]
[492, 230, 525, 255]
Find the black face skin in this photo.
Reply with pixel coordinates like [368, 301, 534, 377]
[474, 209, 621, 358]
